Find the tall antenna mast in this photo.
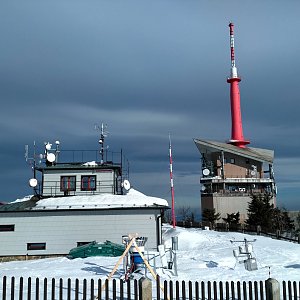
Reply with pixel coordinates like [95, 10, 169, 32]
[169, 134, 176, 228]
[227, 22, 250, 148]
[96, 123, 108, 165]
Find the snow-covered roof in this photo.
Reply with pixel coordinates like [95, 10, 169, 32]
[1, 189, 168, 211]
[33, 189, 168, 210]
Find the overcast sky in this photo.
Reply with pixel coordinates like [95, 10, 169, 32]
[0, 1, 300, 211]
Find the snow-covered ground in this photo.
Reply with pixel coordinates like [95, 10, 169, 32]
[0, 225, 299, 283]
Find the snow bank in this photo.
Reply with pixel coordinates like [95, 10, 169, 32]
[8, 195, 34, 204]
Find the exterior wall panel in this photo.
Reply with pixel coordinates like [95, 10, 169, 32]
[42, 169, 115, 196]
[202, 194, 276, 223]
[0, 209, 161, 257]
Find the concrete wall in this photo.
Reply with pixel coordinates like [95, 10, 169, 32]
[201, 194, 276, 223]
[0, 208, 162, 257]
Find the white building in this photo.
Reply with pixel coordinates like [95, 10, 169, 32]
[0, 136, 168, 259]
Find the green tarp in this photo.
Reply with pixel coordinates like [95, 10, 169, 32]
[68, 240, 125, 259]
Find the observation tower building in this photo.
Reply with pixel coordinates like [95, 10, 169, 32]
[194, 23, 276, 223]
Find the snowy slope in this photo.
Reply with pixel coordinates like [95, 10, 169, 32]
[0, 225, 299, 283]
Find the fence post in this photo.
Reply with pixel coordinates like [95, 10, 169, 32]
[265, 278, 280, 300]
[257, 225, 261, 235]
[225, 223, 229, 232]
[139, 277, 152, 300]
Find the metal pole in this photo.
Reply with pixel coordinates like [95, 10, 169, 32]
[169, 134, 176, 228]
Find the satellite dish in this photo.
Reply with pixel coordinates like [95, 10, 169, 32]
[202, 168, 210, 176]
[45, 143, 52, 150]
[250, 170, 256, 176]
[29, 178, 38, 187]
[47, 153, 56, 163]
[201, 185, 206, 191]
[122, 179, 131, 191]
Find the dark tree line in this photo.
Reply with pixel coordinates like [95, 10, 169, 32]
[163, 193, 295, 233]
[246, 193, 294, 232]
[202, 208, 220, 226]
[200, 193, 295, 232]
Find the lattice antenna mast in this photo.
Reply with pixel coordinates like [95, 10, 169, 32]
[95, 123, 109, 165]
[25, 141, 37, 178]
[169, 134, 176, 228]
[227, 22, 250, 148]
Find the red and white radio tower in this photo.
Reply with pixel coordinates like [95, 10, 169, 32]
[169, 134, 176, 228]
[227, 22, 250, 148]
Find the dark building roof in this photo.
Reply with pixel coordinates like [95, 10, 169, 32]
[0, 198, 39, 212]
[194, 139, 274, 164]
[36, 162, 121, 172]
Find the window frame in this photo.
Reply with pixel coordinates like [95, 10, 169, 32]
[0, 224, 15, 232]
[60, 176, 76, 192]
[27, 243, 46, 251]
[226, 158, 236, 164]
[81, 175, 97, 191]
[77, 241, 92, 247]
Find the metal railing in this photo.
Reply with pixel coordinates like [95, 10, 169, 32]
[41, 179, 121, 197]
[54, 149, 122, 166]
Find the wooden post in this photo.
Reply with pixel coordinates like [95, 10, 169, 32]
[265, 278, 280, 300]
[139, 277, 152, 300]
[133, 243, 169, 300]
[99, 238, 135, 293]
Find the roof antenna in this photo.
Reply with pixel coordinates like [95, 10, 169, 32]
[95, 123, 109, 165]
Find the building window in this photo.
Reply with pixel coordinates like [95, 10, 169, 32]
[60, 176, 76, 192]
[0, 224, 15, 232]
[225, 158, 235, 164]
[81, 176, 96, 191]
[27, 243, 46, 250]
[77, 241, 92, 247]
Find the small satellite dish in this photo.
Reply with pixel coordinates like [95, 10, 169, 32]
[202, 168, 210, 176]
[250, 170, 256, 176]
[47, 153, 56, 163]
[45, 143, 52, 151]
[201, 185, 206, 191]
[122, 179, 131, 191]
[29, 178, 38, 187]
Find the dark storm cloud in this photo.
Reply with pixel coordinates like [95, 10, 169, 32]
[0, 1, 300, 211]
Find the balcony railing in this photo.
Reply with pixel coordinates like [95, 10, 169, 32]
[40, 149, 123, 166]
[201, 176, 274, 184]
[201, 189, 274, 196]
[36, 179, 122, 197]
